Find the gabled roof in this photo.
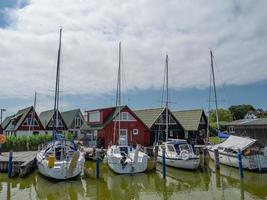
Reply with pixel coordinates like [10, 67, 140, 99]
[6, 106, 33, 131]
[61, 109, 83, 128]
[39, 109, 54, 128]
[172, 109, 206, 131]
[81, 106, 125, 131]
[1, 115, 14, 129]
[133, 108, 165, 128]
[227, 118, 267, 126]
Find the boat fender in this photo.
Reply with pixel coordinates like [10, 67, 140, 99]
[48, 155, 55, 168]
[180, 150, 190, 160]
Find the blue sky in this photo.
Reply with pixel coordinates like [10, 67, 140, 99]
[0, 0, 266, 117]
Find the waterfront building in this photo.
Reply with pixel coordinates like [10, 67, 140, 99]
[39, 109, 67, 134]
[61, 109, 85, 139]
[227, 118, 267, 146]
[172, 109, 208, 144]
[3, 106, 45, 136]
[134, 108, 184, 145]
[81, 105, 150, 148]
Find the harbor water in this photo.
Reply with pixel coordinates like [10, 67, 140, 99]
[0, 157, 267, 200]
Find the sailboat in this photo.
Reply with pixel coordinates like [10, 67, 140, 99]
[106, 42, 149, 174]
[207, 50, 267, 171]
[36, 28, 85, 180]
[157, 55, 200, 170]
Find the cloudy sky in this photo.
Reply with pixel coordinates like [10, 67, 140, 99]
[0, 0, 266, 116]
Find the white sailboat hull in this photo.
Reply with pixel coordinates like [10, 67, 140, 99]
[106, 145, 149, 174]
[157, 155, 200, 170]
[208, 149, 267, 170]
[37, 151, 85, 180]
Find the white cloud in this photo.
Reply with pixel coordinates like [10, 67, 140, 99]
[0, 0, 267, 101]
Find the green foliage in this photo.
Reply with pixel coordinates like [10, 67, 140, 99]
[208, 121, 228, 136]
[208, 109, 232, 123]
[229, 104, 255, 120]
[65, 131, 74, 140]
[209, 137, 220, 144]
[1, 134, 53, 152]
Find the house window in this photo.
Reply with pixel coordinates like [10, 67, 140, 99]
[23, 118, 38, 126]
[133, 129, 139, 135]
[229, 126, 235, 133]
[75, 117, 83, 127]
[89, 111, 100, 122]
[169, 130, 173, 137]
[114, 112, 136, 121]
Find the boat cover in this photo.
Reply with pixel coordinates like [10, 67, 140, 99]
[212, 135, 256, 151]
[218, 130, 229, 139]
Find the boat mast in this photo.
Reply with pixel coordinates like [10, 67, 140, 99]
[113, 42, 122, 144]
[52, 28, 62, 139]
[28, 92, 37, 134]
[165, 54, 169, 142]
[210, 50, 220, 131]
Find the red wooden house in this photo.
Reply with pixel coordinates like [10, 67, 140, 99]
[4, 106, 45, 136]
[81, 105, 150, 148]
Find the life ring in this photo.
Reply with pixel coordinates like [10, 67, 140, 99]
[180, 150, 190, 160]
[0, 134, 6, 144]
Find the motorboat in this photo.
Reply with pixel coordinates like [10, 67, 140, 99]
[207, 135, 267, 170]
[157, 139, 200, 170]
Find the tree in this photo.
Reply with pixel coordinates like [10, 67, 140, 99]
[229, 104, 255, 120]
[208, 108, 232, 123]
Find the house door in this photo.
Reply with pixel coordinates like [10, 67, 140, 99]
[119, 129, 128, 146]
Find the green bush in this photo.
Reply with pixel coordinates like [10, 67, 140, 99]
[1, 134, 53, 152]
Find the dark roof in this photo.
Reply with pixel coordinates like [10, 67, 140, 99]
[39, 109, 54, 128]
[172, 109, 206, 131]
[81, 106, 125, 131]
[61, 109, 84, 128]
[227, 118, 267, 126]
[133, 108, 165, 128]
[6, 106, 33, 131]
[1, 115, 14, 129]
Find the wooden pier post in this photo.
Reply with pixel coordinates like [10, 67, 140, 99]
[238, 149, 244, 179]
[153, 145, 159, 170]
[214, 149, 220, 170]
[162, 146, 166, 179]
[8, 151, 13, 178]
[96, 150, 100, 179]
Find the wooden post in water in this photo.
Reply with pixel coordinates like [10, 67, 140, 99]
[214, 149, 220, 170]
[162, 146, 166, 179]
[8, 150, 13, 178]
[153, 145, 159, 170]
[96, 150, 100, 179]
[238, 149, 244, 179]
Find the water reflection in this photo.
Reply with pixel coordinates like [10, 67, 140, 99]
[0, 158, 267, 200]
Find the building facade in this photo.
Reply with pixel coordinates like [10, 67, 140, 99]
[61, 109, 85, 139]
[227, 118, 267, 146]
[172, 109, 207, 145]
[82, 105, 150, 148]
[39, 109, 67, 134]
[134, 108, 185, 146]
[4, 106, 45, 136]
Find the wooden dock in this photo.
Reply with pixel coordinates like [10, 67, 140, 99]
[0, 151, 37, 178]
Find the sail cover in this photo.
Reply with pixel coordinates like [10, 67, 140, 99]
[213, 135, 256, 151]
